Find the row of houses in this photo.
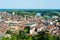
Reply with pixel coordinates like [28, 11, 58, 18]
[0, 12, 60, 36]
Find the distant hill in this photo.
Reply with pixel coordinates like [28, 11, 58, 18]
[0, 9, 60, 12]
[0, 9, 60, 17]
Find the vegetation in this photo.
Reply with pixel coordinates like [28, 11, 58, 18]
[4, 9, 60, 17]
[2, 29, 60, 40]
[5, 30, 13, 34]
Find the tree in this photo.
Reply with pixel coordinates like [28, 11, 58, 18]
[17, 30, 26, 40]
[2, 36, 11, 40]
[32, 35, 39, 40]
[38, 31, 49, 40]
[24, 26, 30, 33]
[57, 36, 60, 40]
[11, 35, 17, 40]
[5, 30, 12, 34]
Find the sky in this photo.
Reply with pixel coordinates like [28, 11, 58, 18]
[0, 0, 60, 9]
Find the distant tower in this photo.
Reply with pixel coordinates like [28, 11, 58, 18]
[0, 16, 1, 19]
[25, 15, 28, 20]
[0, 16, 2, 21]
[12, 12, 15, 15]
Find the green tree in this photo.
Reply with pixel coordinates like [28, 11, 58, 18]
[24, 26, 30, 33]
[11, 35, 17, 40]
[17, 30, 26, 40]
[48, 35, 54, 40]
[2, 36, 10, 40]
[32, 35, 39, 40]
[38, 31, 49, 40]
[6, 30, 12, 34]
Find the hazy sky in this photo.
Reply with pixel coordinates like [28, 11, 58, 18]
[0, 0, 60, 9]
